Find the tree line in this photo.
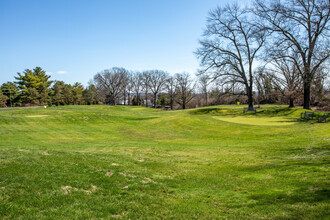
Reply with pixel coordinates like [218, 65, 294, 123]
[1, 0, 329, 110]
[0, 67, 98, 108]
[0, 66, 197, 110]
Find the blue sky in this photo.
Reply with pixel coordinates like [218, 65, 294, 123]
[0, 0, 242, 86]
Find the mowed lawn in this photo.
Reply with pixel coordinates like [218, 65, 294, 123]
[0, 105, 329, 219]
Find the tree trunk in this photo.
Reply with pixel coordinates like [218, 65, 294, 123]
[289, 98, 294, 108]
[170, 96, 173, 110]
[128, 92, 131, 105]
[303, 82, 311, 109]
[247, 86, 254, 110]
[153, 93, 157, 108]
[145, 90, 148, 107]
[123, 90, 126, 105]
[205, 92, 208, 106]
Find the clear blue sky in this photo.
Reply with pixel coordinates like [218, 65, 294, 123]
[0, 0, 243, 86]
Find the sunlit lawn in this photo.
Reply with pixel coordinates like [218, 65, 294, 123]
[0, 105, 329, 219]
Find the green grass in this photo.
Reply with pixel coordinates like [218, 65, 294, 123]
[0, 105, 329, 219]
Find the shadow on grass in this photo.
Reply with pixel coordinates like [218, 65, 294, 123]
[249, 187, 330, 206]
[121, 116, 159, 121]
[190, 107, 242, 116]
[105, 115, 159, 121]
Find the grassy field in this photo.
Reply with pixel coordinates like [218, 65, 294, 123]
[0, 105, 329, 219]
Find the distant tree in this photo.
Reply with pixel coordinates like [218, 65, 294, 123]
[121, 72, 130, 105]
[132, 95, 143, 106]
[165, 76, 176, 110]
[254, 0, 330, 109]
[0, 90, 8, 107]
[196, 4, 266, 111]
[72, 82, 84, 105]
[131, 72, 143, 106]
[142, 71, 151, 107]
[197, 74, 210, 106]
[83, 84, 98, 105]
[174, 73, 195, 109]
[0, 82, 20, 107]
[148, 70, 168, 108]
[51, 81, 66, 106]
[126, 72, 134, 105]
[63, 84, 73, 105]
[255, 69, 279, 104]
[93, 67, 127, 105]
[26, 87, 40, 105]
[157, 93, 167, 106]
[262, 51, 303, 107]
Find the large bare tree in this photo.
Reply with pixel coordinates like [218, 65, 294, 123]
[141, 71, 151, 107]
[93, 67, 127, 105]
[131, 71, 143, 106]
[254, 0, 330, 109]
[165, 76, 176, 110]
[264, 50, 303, 107]
[196, 4, 266, 111]
[121, 71, 131, 105]
[148, 70, 168, 108]
[175, 73, 195, 109]
[197, 74, 210, 106]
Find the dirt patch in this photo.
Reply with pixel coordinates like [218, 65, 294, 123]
[25, 115, 49, 118]
[18, 149, 30, 152]
[105, 171, 114, 177]
[111, 163, 119, 166]
[61, 184, 98, 195]
[119, 172, 136, 178]
[89, 165, 102, 171]
[141, 178, 156, 184]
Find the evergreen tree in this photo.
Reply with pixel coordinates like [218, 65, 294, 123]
[0, 90, 8, 107]
[72, 82, 84, 105]
[0, 82, 20, 107]
[15, 67, 52, 105]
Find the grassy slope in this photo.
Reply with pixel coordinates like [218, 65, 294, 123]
[0, 105, 329, 219]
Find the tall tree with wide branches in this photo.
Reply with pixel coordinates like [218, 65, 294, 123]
[254, 0, 330, 109]
[174, 72, 195, 110]
[131, 72, 143, 106]
[148, 70, 168, 108]
[196, 4, 266, 110]
[141, 71, 151, 107]
[93, 67, 127, 105]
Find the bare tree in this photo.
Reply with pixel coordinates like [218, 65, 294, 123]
[197, 74, 210, 106]
[141, 71, 151, 107]
[255, 69, 278, 104]
[175, 73, 195, 109]
[165, 75, 176, 110]
[263, 51, 303, 107]
[131, 71, 143, 106]
[121, 71, 130, 105]
[196, 4, 266, 111]
[126, 72, 134, 105]
[93, 67, 126, 105]
[254, 0, 330, 109]
[148, 70, 168, 108]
